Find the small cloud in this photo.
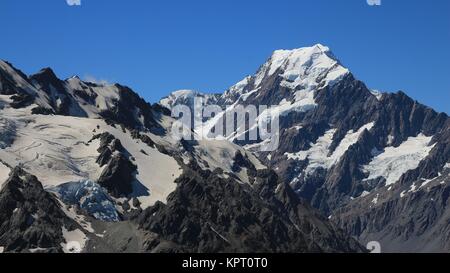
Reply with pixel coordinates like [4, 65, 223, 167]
[66, 0, 81, 6]
[367, 0, 381, 6]
[84, 75, 111, 86]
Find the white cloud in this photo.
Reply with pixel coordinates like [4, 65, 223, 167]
[84, 75, 111, 86]
[66, 0, 81, 6]
[367, 0, 381, 6]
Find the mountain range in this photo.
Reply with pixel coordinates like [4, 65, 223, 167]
[0, 44, 449, 253]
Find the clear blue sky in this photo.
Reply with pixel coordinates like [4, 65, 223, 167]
[1, 0, 449, 113]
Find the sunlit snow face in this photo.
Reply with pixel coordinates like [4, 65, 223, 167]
[170, 98, 280, 152]
[164, 45, 352, 153]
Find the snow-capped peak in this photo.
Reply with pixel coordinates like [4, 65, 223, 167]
[164, 89, 200, 101]
[159, 45, 350, 110]
[253, 44, 349, 89]
[160, 90, 202, 109]
[160, 89, 219, 110]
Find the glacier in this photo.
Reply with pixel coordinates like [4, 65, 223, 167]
[50, 180, 121, 222]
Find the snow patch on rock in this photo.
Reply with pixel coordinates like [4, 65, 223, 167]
[286, 122, 374, 175]
[370, 90, 383, 101]
[160, 89, 219, 110]
[363, 134, 435, 185]
[61, 227, 87, 253]
[0, 161, 10, 188]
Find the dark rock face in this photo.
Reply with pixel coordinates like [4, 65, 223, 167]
[334, 167, 450, 252]
[91, 132, 124, 167]
[0, 61, 33, 96]
[31, 106, 55, 115]
[136, 164, 365, 253]
[30, 68, 87, 117]
[0, 168, 78, 253]
[250, 76, 449, 252]
[322, 130, 377, 206]
[231, 151, 255, 173]
[91, 132, 137, 198]
[10, 93, 35, 109]
[0, 69, 19, 95]
[29, 68, 64, 95]
[97, 153, 137, 198]
[131, 130, 155, 148]
[290, 81, 449, 214]
[99, 84, 159, 132]
[331, 121, 450, 252]
[214, 71, 450, 216]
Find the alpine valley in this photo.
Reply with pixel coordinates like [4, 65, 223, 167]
[0, 44, 448, 253]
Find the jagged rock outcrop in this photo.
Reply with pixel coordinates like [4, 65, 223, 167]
[0, 168, 79, 253]
[30, 68, 87, 116]
[99, 84, 159, 131]
[136, 163, 365, 253]
[334, 167, 450, 252]
[91, 133, 137, 198]
[0, 60, 163, 134]
[97, 153, 137, 198]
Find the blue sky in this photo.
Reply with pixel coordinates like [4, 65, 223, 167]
[1, 0, 449, 113]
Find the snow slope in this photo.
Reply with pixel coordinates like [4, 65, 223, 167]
[363, 134, 435, 185]
[102, 120, 183, 208]
[0, 161, 10, 188]
[0, 101, 182, 209]
[159, 114, 266, 185]
[0, 110, 104, 186]
[254, 44, 349, 90]
[160, 89, 219, 110]
[191, 139, 266, 184]
[286, 122, 375, 176]
[160, 44, 351, 143]
[61, 227, 88, 253]
[65, 77, 121, 117]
